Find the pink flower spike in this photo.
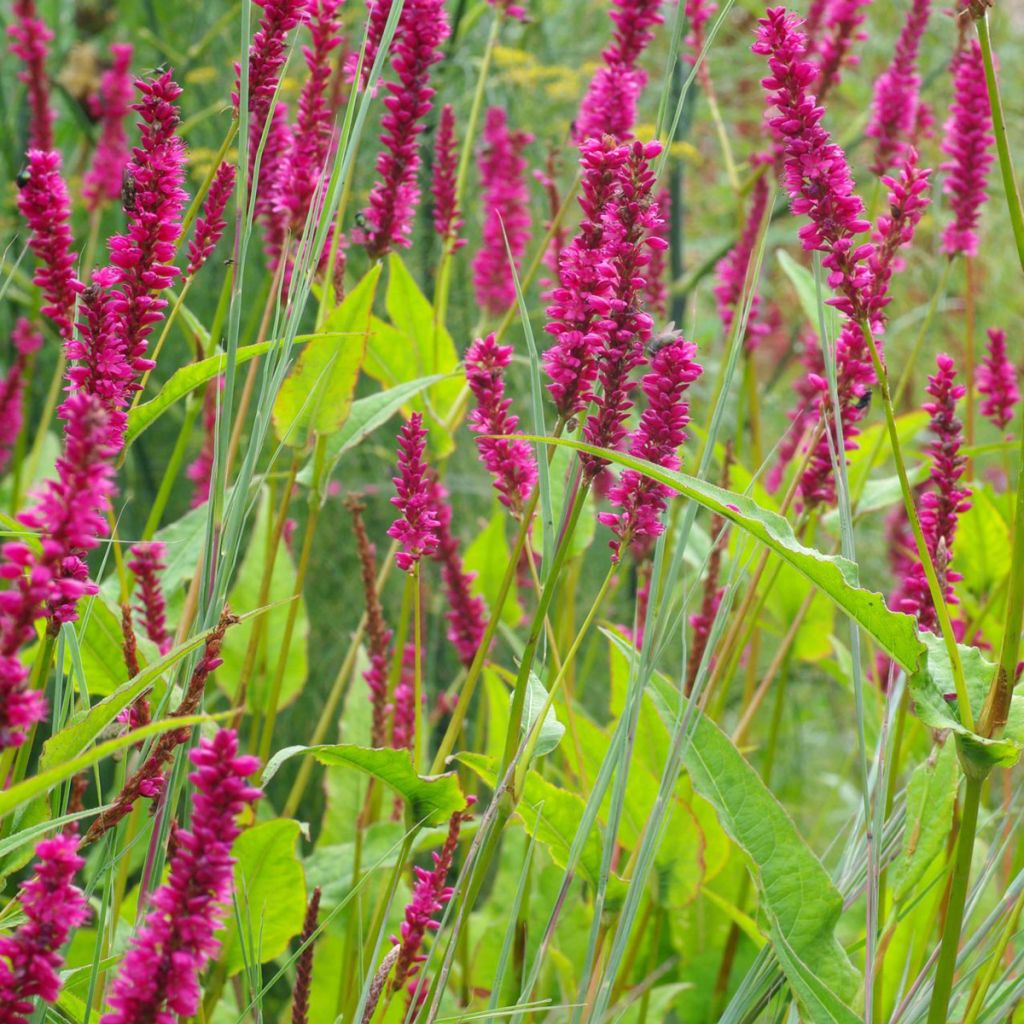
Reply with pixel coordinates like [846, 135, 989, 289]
[941, 39, 994, 258]
[465, 333, 538, 513]
[16, 150, 82, 342]
[388, 413, 440, 571]
[472, 107, 533, 316]
[187, 377, 222, 507]
[486, 0, 528, 19]
[0, 832, 88, 1022]
[598, 337, 703, 559]
[127, 542, 171, 655]
[8, 0, 55, 152]
[645, 189, 670, 320]
[187, 162, 236, 276]
[390, 642, 417, 753]
[358, 0, 450, 259]
[865, 0, 930, 176]
[0, 320, 41, 474]
[83, 43, 136, 211]
[236, 0, 309, 129]
[100, 729, 261, 1024]
[813, 0, 870, 102]
[977, 328, 1019, 432]
[432, 104, 464, 251]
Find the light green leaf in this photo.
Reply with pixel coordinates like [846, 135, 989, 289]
[221, 819, 307, 976]
[890, 742, 959, 902]
[218, 488, 308, 714]
[533, 436, 925, 673]
[957, 485, 1011, 597]
[262, 744, 465, 827]
[521, 672, 564, 758]
[273, 264, 380, 445]
[682, 710, 860, 1014]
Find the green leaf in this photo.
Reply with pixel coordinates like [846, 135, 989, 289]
[890, 742, 959, 902]
[457, 751, 628, 907]
[221, 819, 307, 976]
[218, 488, 308, 714]
[127, 337, 306, 446]
[262, 744, 465, 827]
[957, 485, 1011, 597]
[777, 249, 836, 338]
[272, 264, 380, 445]
[682, 710, 860, 1016]
[533, 436, 925, 673]
[521, 672, 564, 758]
[0, 713, 219, 820]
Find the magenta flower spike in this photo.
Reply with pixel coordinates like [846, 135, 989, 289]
[714, 166, 771, 350]
[581, 139, 666, 478]
[388, 413, 440, 571]
[358, 0, 450, 259]
[0, 832, 88, 1023]
[941, 39, 994, 259]
[645, 189, 671, 320]
[465, 333, 538, 514]
[977, 328, 1019, 432]
[429, 478, 488, 668]
[543, 137, 628, 418]
[684, 0, 718, 83]
[486, 0, 528, 18]
[16, 150, 82, 342]
[432, 104, 464, 251]
[599, 338, 703, 559]
[0, 320, 42, 474]
[472, 107, 533, 316]
[576, 0, 663, 141]
[100, 730, 261, 1024]
[391, 800, 475, 993]
[894, 355, 971, 631]
[127, 542, 171, 655]
[390, 642, 417, 752]
[8, 0, 54, 152]
[813, 0, 870, 101]
[83, 43, 136, 210]
[186, 377, 222, 507]
[865, 0, 930, 176]
[187, 162, 236, 277]
[237, 0, 309, 130]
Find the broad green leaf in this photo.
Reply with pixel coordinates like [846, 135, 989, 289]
[957, 485, 1011, 597]
[221, 819, 307, 976]
[38, 623, 221, 773]
[521, 672, 564, 758]
[0, 713, 219, 819]
[458, 751, 628, 907]
[534, 436, 925, 673]
[682, 710, 860, 1014]
[776, 249, 822, 331]
[273, 264, 380, 445]
[764, 562, 834, 663]
[127, 337, 314, 445]
[463, 507, 522, 628]
[263, 744, 465, 827]
[218, 488, 308, 714]
[771, 928, 862, 1024]
[908, 633, 1020, 774]
[890, 742, 959, 902]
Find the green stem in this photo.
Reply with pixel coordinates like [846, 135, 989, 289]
[412, 563, 423, 771]
[861, 319, 973, 729]
[976, 12, 1024, 737]
[925, 775, 982, 1024]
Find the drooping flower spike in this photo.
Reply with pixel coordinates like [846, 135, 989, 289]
[187, 161, 236, 277]
[100, 729, 261, 1024]
[83, 43, 135, 210]
[941, 39, 994, 258]
[472, 107, 533, 316]
[388, 413, 440, 571]
[127, 542, 171, 654]
[0, 832, 88, 1023]
[977, 328, 1019, 432]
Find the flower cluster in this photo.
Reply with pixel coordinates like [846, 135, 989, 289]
[8, 0, 54, 152]
[599, 338, 702, 559]
[83, 43, 135, 210]
[432, 104, 464, 251]
[187, 162, 236, 276]
[128, 542, 171, 654]
[0, 320, 41, 473]
[237, 0, 309, 132]
[576, 0, 663, 141]
[865, 0, 931, 176]
[465, 334, 538, 513]
[100, 730, 261, 1024]
[358, 0, 449, 259]
[893, 356, 971, 632]
[813, 0, 870, 102]
[941, 40, 994, 258]
[0, 832, 88, 1023]
[472, 107, 533, 316]
[16, 150, 82, 342]
[977, 328, 1019, 432]
[388, 413, 440, 571]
